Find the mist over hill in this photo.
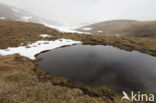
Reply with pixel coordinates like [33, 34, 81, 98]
[0, 3, 41, 23]
[78, 20, 156, 37]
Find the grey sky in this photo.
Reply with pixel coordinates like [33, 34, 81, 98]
[0, 0, 156, 25]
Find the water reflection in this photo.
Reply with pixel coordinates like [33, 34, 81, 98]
[36, 45, 156, 93]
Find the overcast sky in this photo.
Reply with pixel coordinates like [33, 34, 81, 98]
[0, 0, 156, 25]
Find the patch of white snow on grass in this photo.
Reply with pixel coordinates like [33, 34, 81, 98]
[98, 31, 103, 33]
[45, 24, 90, 34]
[0, 17, 5, 19]
[82, 28, 92, 31]
[21, 16, 32, 22]
[40, 34, 52, 38]
[39, 20, 90, 34]
[0, 39, 81, 60]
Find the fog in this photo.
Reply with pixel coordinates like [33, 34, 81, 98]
[0, 0, 156, 25]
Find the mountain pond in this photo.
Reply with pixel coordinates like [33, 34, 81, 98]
[36, 45, 156, 93]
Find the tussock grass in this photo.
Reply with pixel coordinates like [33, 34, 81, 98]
[78, 20, 156, 37]
[0, 20, 156, 103]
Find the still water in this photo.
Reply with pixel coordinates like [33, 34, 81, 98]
[36, 45, 156, 93]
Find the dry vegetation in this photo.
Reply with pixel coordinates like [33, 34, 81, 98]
[0, 20, 156, 103]
[0, 20, 61, 49]
[78, 20, 156, 37]
[59, 34, 156, 56]
[0, 54, 110, 103]
[0, 20, 156, 56]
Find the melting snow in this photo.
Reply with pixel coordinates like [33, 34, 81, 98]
[0, 39, 81, 60]
[82, 28, 92, 31]
[40, 34, 52, 38]
[39, 20, 90, 34]
[45, 24, 90, 34]
[0, 17, 5, 19]
[98, 31, 103, 33]
[21, 16, 32, 22]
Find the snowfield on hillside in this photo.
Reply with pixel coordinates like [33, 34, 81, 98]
[0, 17, 5, 19]
[0, 39, 81, 59]
[39, 19, 90, 34]
[20, 16, 33, 22]
[82, 28, 92, 31]
[44, 24, 90, 34]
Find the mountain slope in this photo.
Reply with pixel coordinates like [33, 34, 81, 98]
[0, 20, 62, 49]
[0, 3, 40, 23]
[77, 20, 137, 34]
[0, 3, 84, 33]
[77, 20, 156, 37]
[119, 21, 156, 37]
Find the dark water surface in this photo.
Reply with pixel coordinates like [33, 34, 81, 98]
[36, 45, 156, 93]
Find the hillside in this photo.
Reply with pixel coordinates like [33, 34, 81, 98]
[0, 20, 62, 49]
[0, 20, 156, 102]
[0, 3, 82, 33]
[0, 20, 156, 55]
[77, 20, 156, 37]
[0, 20, 128, 103]
[0, 3, 40, 23]
[0, 54, 115, 103]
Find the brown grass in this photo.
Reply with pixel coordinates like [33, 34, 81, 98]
[0, 54, 109, 103]
[0, 20, 156, 103]
[77, 20, 156, 37]
[0, 20, 156, 57]
[0, 20, 60, 49]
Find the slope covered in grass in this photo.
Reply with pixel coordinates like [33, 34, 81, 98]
[78, 20, 156, 37]
[0, 20, 61, 49]
[0, 3, 40, 23]
[0, 20, 156, 103]
[0, 54, 111, 103]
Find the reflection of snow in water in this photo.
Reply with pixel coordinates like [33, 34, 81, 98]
[36, 45, 156, 92]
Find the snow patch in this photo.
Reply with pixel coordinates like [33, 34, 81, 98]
[40, 34, 52, 38]
[82, 28, 92, 31]
[0, 17, 5, 19]
[0, 39, 81, 60]
[45, 24, 90, 34]
[98, 31, 103, 33]
[21, 16, 32, 22]
[39, 20, 90, 34]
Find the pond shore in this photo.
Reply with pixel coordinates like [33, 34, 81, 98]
[0, 20, 156, 103]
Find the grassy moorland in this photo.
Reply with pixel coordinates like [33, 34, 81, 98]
[0, 20, 156, 103]
[77, 20, 156, 37]
[0, 54, 113, 103]
[0, 20, 156, 56]
[0, 20, 61, 49]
